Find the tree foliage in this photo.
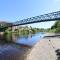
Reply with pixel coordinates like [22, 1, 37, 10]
[0, 22, 12, 32]
[50, 20, 60, 33]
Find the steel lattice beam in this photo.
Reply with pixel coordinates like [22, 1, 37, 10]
[13, 11, 60, 26]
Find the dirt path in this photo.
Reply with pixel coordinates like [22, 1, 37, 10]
[26, 36, 60, 60]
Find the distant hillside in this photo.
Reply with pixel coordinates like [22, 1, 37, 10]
[0, 21, 13, 26]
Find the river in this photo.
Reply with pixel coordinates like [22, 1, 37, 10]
[0, 32, 45, 60]
[0, 32, 44, 46]
[15, 32, 44, 46]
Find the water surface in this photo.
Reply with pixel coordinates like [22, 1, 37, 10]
[15, 32, 44, 46]
[0, 32, 45, 60]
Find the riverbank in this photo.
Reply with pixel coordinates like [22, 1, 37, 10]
[44, 33, 60, 37]
[26, 33, 60, 60]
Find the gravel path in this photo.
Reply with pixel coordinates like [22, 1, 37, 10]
[26, 36, 60, 60]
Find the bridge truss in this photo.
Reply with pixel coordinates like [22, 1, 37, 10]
[13, 11, 60, 26]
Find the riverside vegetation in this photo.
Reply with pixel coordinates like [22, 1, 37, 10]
[47, 20, 60, 33]
[0, 21, 60, 42]
[0, 21, 60, 34]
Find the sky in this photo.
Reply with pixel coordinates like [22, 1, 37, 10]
[0, 0, 60, 28]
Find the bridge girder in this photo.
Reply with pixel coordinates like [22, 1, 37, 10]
[13, 11, 60, 26]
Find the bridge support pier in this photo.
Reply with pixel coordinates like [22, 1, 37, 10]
[11, 26, 18, 32]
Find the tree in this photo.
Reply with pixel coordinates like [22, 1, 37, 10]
[0, 22, 12, 32]
[51, 20, 60, 33]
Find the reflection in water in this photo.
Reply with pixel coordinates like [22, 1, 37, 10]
[0, 34, 5, 41]
[0, 32, 44, 60]
[0, 33, 20, 43]
[0, 32, 44, 46]
[16, 32, 44, 46]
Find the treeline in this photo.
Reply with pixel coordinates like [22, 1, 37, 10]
[47, 20, 60, 33]
[1, 21, 60, 34]
[0, 22, 46, 35]
[13, 26, 45, 35]
[0, 22, 12, 32]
